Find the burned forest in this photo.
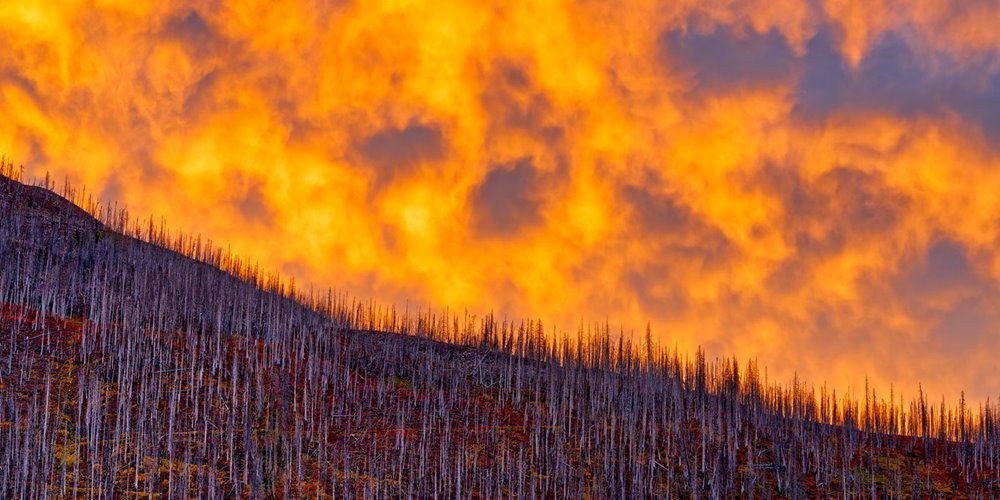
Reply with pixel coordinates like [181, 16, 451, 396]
[2, 157, 1000, 498]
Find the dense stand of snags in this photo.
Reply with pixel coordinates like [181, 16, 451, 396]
[1, 158, 999, 498]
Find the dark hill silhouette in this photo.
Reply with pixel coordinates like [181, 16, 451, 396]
[1, 159, 998, 497]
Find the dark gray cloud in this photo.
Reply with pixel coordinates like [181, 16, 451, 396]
[794, 29, 848, 118]
[622, 182, 733, 265]
[892, 239, 992, 308]
[228, 171, 274, 225]
[804, 168, 904, 235]
[0, 67, 38, 102]
[618, 178, 735, 315]
[624, 261, 689, 318]
[480, 61, 565, 146]
[655, 20, 1000, 146]
[887, 239, 1000, 377]
[99, 149, 172, 208]
[756, 165, 909, 292]
[906, 240, 972, 293]
[623, 183, 691, 234]
[163, 10, 211, 40]
[795, 29, 1000, 143]
[161, 10, 218, 59]
[180, 70, 222, 117]
[796, 31, 936, 118]
[955, 70, 1000, 144]
[156, 9, 267, 122]
[659, 25, 796, 93]
[928, 297, 997, 358]
[357, 120, 446, 188]
[470, 157, 543, 236]
[777, 166, 903, 242]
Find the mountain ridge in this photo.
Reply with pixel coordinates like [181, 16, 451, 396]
[1, 166, 998, 497]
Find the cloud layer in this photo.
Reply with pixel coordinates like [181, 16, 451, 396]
[3, 0, 1000, 400]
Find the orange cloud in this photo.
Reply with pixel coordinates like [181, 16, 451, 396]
[2, 0, 1000, 402]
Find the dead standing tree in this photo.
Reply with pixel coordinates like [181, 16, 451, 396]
[0, 164, 998, 498]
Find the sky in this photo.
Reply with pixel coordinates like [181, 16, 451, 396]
[2, 0, 1000, 402]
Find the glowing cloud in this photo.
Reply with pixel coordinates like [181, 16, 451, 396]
[2, 0, 1000, 400]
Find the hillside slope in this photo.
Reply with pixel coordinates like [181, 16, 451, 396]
[1, 169, 999, 498]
